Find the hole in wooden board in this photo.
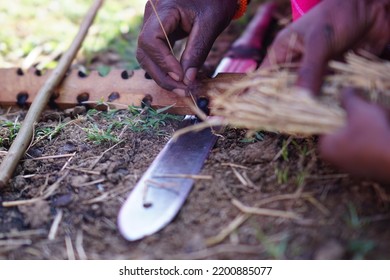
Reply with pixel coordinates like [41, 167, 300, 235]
[34, 69, 42, 76]
[17, 92, 29, 107]
[78, 71, 88, 78]
[144, 72, 153, 80]
[121, 70, 134, 80]
[16, 68, 24, 76]
[141, 94, 153, 108]
[77, 92, 90, 104]
[108, 92, 120, 102]
[48, 92, 60, 109]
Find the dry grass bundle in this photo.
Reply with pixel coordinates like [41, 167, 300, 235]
[178, 53, 390, 138]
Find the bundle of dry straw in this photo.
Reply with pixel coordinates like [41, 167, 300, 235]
[178, 53, 390, 138]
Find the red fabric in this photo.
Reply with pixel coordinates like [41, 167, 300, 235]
[291, 0, 321, 21]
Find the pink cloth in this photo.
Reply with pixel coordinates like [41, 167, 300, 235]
[291, 0, 321, 21]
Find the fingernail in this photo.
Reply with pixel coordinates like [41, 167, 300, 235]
[184, 67, 197, 85]
[168, 72, 181, 82]
[172, 89, 186, 97]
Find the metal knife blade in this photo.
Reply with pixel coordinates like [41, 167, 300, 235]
[118, 117, 218, 241]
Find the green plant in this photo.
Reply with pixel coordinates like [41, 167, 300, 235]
[254, 225, 289, 259]
[345, 203, 362, 229]
[84, 124, 119, 144]
[124, 105, 181, 135]
[292, 139, 309, 157]
[295, 170, 307, 188]
[1, 120, 21, 145]
[0, 0, 145, 69]
[280, 139, 290, 162]
[275, 167, 289, 185]
[34, 123, 65, 142]
[240, 131, 265, 143]
[348, 239, 375, 260]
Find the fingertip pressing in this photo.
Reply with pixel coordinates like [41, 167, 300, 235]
[296, 64, 325, 96]
[168, 72, 181, 82]
[172, 88, 187, 97]
[184, 67, 198, 85]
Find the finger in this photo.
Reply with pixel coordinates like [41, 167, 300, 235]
[340, 87, 390, 128]
[142, 1, 153, 27]
[180, 18, 227, 85]
[339, 87, 364, 111]
[138, 8, 185, 81]
[318, 133, 342, 164]
[136, 48, 186, 92]
[295, 33, 330, 95]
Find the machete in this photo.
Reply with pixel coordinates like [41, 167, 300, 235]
[117, 2, 277, 241]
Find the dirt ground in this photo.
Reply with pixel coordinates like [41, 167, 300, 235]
[1, 2, 390, 260]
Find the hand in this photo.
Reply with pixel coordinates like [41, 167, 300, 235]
[136, 0, 237, 95]
[261, 0, 390, 94]
[319, 88, 390, 183]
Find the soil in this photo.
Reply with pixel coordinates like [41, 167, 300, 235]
[1, 2, 390, 260]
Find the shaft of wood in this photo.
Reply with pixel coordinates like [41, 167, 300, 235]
[0, 68, 246, 115]
[0, 0, 104, 188]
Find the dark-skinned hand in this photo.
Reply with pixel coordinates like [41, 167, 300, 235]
[319, 88, 390, 183]
[136, 0, 237, 95]
[261, 0, 390, 95]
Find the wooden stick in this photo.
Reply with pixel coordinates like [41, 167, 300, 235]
[0, 0, 104, 188]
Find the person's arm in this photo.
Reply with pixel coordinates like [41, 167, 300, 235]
[136, 0, 239, 95]
[261, 0, 390, 95]
[319, 88, 390, 183]
[260, 0, 390, 182]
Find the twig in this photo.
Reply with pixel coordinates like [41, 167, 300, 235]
[2, 171, 69, 207]
[65, 235, 76, 260]
[2, 198, 42, 207]
[231, 167, 249, 186]
[232, 198, 301, 220]
[0, 0, 104, 188]
[65, 166, 101, 175]
[76, 230, 88, 260]
[25, 153, 76, 161]
[60, 152, 76, 171]
[221, 162, 250, 169]
[74, 178, 105, 188]
[169, 244, 264, 260]
[304, 195, 331, 216]
[42, 171, 69, 199]
[255, 192, 313, 207]
[206, 192, 312, 246]
[205, 214, 251, 246]
[0, 229, 46, 239]
[89, 140, 124, 169]
[83, 186, 129, 204]
[21, 174, 37, 179]
[0, 239, 32, 247]
[48, 209, 64, 241]
[148, 0, 174, 55]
